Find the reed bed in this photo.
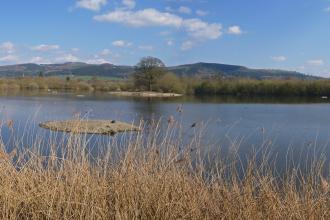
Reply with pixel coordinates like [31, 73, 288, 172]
[0, 120, 329, 219]
[0, 77, 131, 93]
[3, 76, 330, 97]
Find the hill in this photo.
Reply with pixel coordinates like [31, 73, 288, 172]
[168, 63, 317, 79]
[0, 62, 318, 80]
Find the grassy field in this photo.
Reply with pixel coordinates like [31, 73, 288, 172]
[0, 120, 329, 219]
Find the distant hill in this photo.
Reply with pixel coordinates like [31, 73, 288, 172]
[0, 62, 134, 78]
[168, 63, 318, 79]
[0, 62, 318, 80]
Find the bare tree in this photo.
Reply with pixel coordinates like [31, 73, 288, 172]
[134, 56, 166, 91]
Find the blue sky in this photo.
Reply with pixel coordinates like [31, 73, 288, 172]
[0, 0, 329, 76]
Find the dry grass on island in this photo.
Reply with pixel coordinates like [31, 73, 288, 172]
[39, 120, 139, 135]
[108, 91, 183, 97]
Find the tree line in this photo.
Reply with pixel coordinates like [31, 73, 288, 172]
[2, 56, 330, 97]
[132, 56, 330, 97]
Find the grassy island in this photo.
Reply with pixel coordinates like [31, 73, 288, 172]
[39, 120, 139, 135]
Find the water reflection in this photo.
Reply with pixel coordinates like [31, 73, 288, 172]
[1, 92, 330, 174]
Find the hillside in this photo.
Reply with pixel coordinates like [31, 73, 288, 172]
[0, 62, 318, 80]
[0, 62, 134, 78]
[168, 63, 316, 79]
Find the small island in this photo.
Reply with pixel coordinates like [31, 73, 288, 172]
[108, 91, 183, 97]
[39, 120, 139, 135]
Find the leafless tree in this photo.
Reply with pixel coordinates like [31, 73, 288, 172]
[134, 56, 166, 91]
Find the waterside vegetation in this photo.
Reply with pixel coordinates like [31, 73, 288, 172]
[0, 57, 330, 97]
[2, 75, 330, 97]
[0, 121, 329, 219]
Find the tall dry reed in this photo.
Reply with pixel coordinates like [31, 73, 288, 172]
[0, 120, 329, 219]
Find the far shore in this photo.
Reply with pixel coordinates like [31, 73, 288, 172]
[4, 76, 330, 98]
[108, 91, 183, 97]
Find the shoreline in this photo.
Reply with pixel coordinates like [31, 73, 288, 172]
[108, 91, 183, 98]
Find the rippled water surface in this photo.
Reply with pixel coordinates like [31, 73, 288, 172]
[1, 92, 330, 171]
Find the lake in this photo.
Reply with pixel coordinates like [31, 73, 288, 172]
[1, 91, 330, 173]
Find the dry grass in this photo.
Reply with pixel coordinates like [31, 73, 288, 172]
[108, 91, 183, 97]
[0, 77, 112, 92]
[0, 120, 329, 219]
[39, 119, 139, 135]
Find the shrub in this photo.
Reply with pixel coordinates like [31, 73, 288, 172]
[26, 82, 39, 90]
[76, 81, 94, 91]
[157, 72, 184, 94]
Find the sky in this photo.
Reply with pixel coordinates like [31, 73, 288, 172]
[0, 0, 329, 76]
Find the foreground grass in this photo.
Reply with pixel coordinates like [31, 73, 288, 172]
[0, 121, 330, 219]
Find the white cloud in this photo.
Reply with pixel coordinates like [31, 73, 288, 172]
[183, 19, 222, 40]
[94, 8, 222, 40]
[89, 50, 120, 64]
[122, 0, 136, 9]
[167, 40, 174, 46]
[32, 44, 60, 51]
[228, 25, 243, 35]
[0, 55, 18, 63]
[71, 48, 80, 52]
[76, 0, 107, 11]
[95, 9, 183, 27]
[165, 6, 173, 12]
[159, 31, 171, 36]
[166, 6, 192, 15]
[0, 41, 15, 53]
[178, 6, 192, 14]
[86, 58, 111, 64]
[30, 56, 48, 63]
[56, 54, 79, 63]
[271, 56, 287, 62]
[112, 40, 132, 47]
[307, 59, 324, 66]
[196, 10, 208, 16]
[138, 45, 153, 51]
[100, 49, 112, 56]
[181, 41, 194, 51]
[296, 65, 306, 71]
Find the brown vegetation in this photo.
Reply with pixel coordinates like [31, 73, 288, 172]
[0, 120, 329, 219]
[39, 120, 139, 135]
[108, 91, 183, 97]
[2, 75, 330, 97]
[0, 77, 95, 92]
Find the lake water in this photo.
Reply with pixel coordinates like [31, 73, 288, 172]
[1, 92, 330, 172]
